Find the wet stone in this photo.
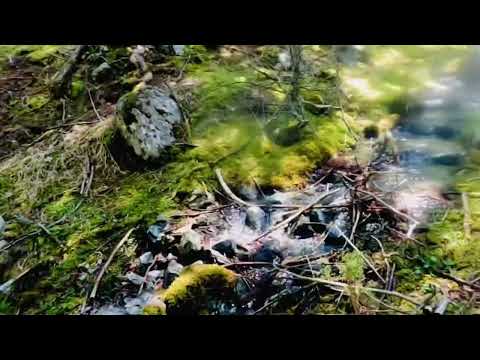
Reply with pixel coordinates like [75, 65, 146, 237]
[212, 240, 237, 258]
[292, 215, 315, 239]
[164, 259, 184, 287]
[238, 185, 259, 201]
[139, 252, 154, 265]
[178, 229, 203, 255]
[324, 213, 349, 246]
[146, 270, 164, 283]
[245, 206, 267, 231]
[253, 246, 283, 263]
[126, 272, 145, 286]
[147, 215, 170, 243]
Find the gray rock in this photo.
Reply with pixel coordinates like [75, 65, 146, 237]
[116, 86, 185, 161]
[167, 260, 183, 276]
[245, 206, 267, 231]
[125, 272, 145, 286]
[212, 240, 237, 258]
[238, 185, 259, 201]
[324, 212, 349, 246]
[147, 215, 170, 243]
[178, 230, 203, 254]
[165, 259, 184, 287]
[139, 252, 154, 265]
[0, 215, 5, 235]
[146, 270, 164, 282]
[166, 253, 177, 262]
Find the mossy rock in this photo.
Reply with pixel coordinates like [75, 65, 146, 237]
[116, 85, 187, 163]
[162, 264, 238, 315]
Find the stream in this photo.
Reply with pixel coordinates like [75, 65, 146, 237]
[93, 46, 480, 315]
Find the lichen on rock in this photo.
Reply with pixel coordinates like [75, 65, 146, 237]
[116, 85, 186, 162]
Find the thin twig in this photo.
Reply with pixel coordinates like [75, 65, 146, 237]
[87, 86, 103, 122]
[356, 188, 419, 224]
[336, 225, 386, 284]
[249, 189, 340, 244]
[90, 228, 135, 299]
[274, 266, 422, 306]
[215, 168, 255, 207]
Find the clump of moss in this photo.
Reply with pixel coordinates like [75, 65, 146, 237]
[340, 252, 365, 283]
[162, 264, 238, 315]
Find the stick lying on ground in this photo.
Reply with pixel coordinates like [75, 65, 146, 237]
[90, 228, 135, 299]
[215, 168, 256, 207]
[356, 188, 419, 224]
[250, 188, 341, 243]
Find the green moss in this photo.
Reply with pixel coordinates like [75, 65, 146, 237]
[9, 92, 60, 128]
[0, 296, 15, 314]
[71, 79, 85, 98]
[162, 264, 238, 314]
[27, 46, 63, 63]
[0, 45, 67, 66]
[340, 252, 365, 283]
[26, 95, 49, 110]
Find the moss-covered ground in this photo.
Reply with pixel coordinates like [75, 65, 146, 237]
[1, 45, 479, 314]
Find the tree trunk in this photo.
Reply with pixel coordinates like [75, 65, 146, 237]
[287, 45, 306, 124]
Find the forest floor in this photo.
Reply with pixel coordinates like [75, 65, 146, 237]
[1, 45, 480, 315]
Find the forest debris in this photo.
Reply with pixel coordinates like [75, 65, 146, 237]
[87, 87, 104, 122]
[274, 266, 422, 307]
[51, 45, 89, 98]
[90, 228, 135, 299]
[250, 188, 340, 244]
[0, 267, 32, 295]
[356, 188, 419, 225]
[335, 224, 386, 284]
[215, 168, 255, 207]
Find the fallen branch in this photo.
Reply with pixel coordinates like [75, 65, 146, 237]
[90, 228, 135, 299]
[435, 270, 480, 291]
[249, 188, 340, 243]
[87, 86, 103, 122]
[356, 188, 419, 224]
[215, 168, 255, 207]
[274, 266, 422, 307]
